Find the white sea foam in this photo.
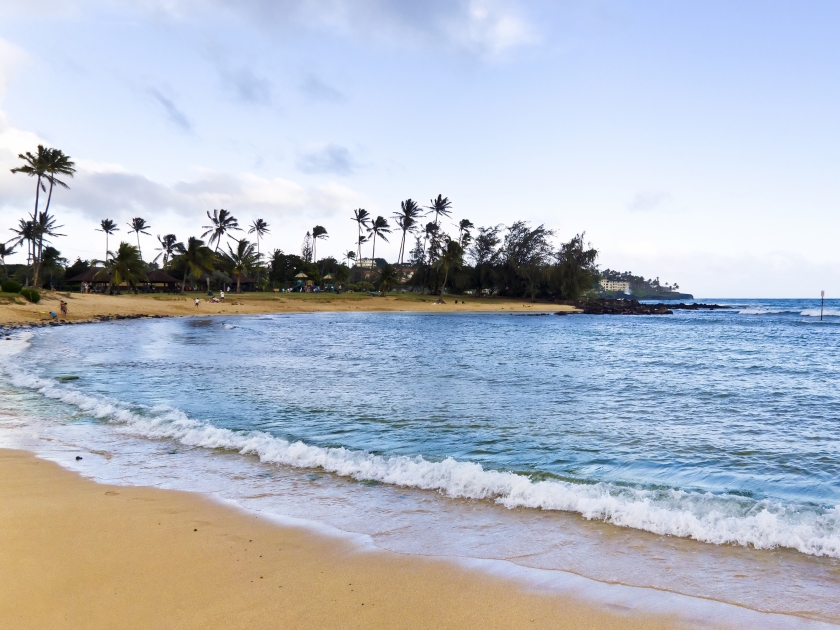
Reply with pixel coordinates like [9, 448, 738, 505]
[4, 363, 840, 560]
[800, 308, 840, 317]
[738, 308, 789, 315]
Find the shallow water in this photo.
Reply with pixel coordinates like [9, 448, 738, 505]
[1, 298, 839, 625]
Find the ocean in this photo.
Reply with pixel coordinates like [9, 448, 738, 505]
[1, 298, 839, 627]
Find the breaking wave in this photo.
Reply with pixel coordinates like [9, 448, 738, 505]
[5, 361, 840, 560]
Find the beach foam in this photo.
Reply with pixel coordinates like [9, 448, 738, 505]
[4, 360, 840, 560]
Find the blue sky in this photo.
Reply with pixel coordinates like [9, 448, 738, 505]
[1, 0, 838, 297]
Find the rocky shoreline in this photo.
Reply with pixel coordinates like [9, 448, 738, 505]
[568, 299, 731, 315]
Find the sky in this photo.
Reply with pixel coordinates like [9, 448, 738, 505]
[1, 0, 839, 298]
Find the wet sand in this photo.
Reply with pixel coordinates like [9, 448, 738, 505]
[0, 449, 687, 630]
[0, 291, 576, 327]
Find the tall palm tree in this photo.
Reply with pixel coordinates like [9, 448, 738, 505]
[434, 238, 464, 295]
[311, 225, 328, 262]
[95, 242, 147, 295]
[352, 208, 370, 262]
[367, 216, 391, 262]
[97, 219, 120, 263]
[221, 239, 258, 293]
[31, 148, 75, 289]
[153, 234, 179, 268]
[9, 219, 35, 268]
[171, 237, 215, 293]
[344, 250, 356, 267]
[0, 242, 16, 278]
[428, 194, 453, 228]
[393, 199, 423, 266]
[127, 217, 151, 259]
[202, 209, 241, 252]
[9, 145, 49, 223]
[248, 218, 270, 289]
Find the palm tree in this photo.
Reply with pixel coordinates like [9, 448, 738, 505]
[127, 217, 151, 259]
[428, 194, 453, 228]
[458, 219, 475, 247]
[153, 234, 179, 268]
[97, 219, 120, 263]
[31, 148, 75, 289]
[95, 242, 147, 295]
[344, 250, 356, 267]
[9, 145, 49, 223]
[171, 237, 215, 293]
[311, 225, 328, 262]
[393, 199, 423, 266]
[221, 239, 259, 293]
[434, 238, 464, 295]
[367, 216, 391, 262]
[376, 263, 399, 294]
[202, 209, 241, 252]
[9, 219, 35, 269]
[0, 242, 16, 278]
[248, 218, 270, 289]
[352, 208, 370, 262]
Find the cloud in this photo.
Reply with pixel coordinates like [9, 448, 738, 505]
[300, 74, 344, 103]
[148, 88, 192, 131]
[626, 191, 672, 213]
[297, 143, 356, 175]
[0, 37, 30, 100]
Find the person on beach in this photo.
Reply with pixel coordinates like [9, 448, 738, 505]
[60, 301, 68, 317]
[220, 290, 225, 301]
[195, 298, 200, 308]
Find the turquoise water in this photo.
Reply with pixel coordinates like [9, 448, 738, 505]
[2, 299, 839, 624]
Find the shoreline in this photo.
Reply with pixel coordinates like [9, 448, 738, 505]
[0, 291, 579, 328]
[0, 448, 688, 630]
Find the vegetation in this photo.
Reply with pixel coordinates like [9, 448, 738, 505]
[5, 143, 686, 301]
[1, 280, 21, 293]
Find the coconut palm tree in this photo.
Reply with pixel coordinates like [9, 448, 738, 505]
[9, 145, 49, 223]
[311, 225, 328, 262]
[171, 237, 215, 293]
[434, 238, 464, 295]
[0, 242, 16, 278]
[344, 250, 356, 267]
[248, 218, 270, 289]
[428, 194, 452, 228]
[9, 219, 35, 268]
[352, 208, 370, 262]
[97, 219, 120, 263]
[127, 217, 151, 259]
[202, 209, 241, 252]
[95, 242, 147, 295]
[376, 263, 399, 294]
[30, 148, 75, 288]
[367, 216, 391, 262]
[221, 239, 259, 293]
[393, 199, 423, 266]
[458, 219, 475, 247]
[153, 234, 179, 268]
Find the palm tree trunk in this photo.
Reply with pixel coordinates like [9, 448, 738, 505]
[181, 268, 188, 293]
[32, 177, 41, 223]
[237, 276, 241, 294]
[136, 232, 142, 259]
[399, 230, 406, 266]
[442, 266, 450, 295]
[357, 223, 362, 261]
[371, 233, 376, 262]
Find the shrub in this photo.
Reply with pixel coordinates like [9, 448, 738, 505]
[1, 280, 21, 293]
[349, 281, 375, 292]
[19, 288, 40, 304]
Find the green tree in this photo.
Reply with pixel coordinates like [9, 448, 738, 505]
[221, 239, 259, 293]
[127, 217, 151, 259]
[153, 234, 179, 268]
[553, 233, 599, 300]
[248, 219, 270, 289]
[367, 216, 391, 261]
[468, 225, 501, 298]
[202, 209, 241, 252]
[95, 242, 147, 295]
[393, 199, 423, 265]
[458, 219, 474, 248]
[311, 225, 328, 262]
[9, 145, 49, 225]
[171, 237, 216, 293]
[351, 208, 370, 262]
[376, 263, 399, 293]
[0, 242, 16, 278]
[434, 238, 464, 295]
[97, 219, 120, 263]
[33, 148, 75, 288]
[503, 221, 554, 302]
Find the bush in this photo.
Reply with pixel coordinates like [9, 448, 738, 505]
[1, 280, 21, 293]
[349, 281, 375, 292]
[19, 288, 40, 304]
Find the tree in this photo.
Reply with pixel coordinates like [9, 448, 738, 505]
[171, 237, 215, 293]
[32, 211, 65, 288]
[503, 221, 554, 302]
[8, 219, 35, 281]
[40, 246, 67, 288]
[202, 209, 241, 252]
[127, 217, 151, 259]
[433, 238, 463, 295]
[468, 225, 501, 297]
[352, 208, 370, 262]
[367, 216, 391, 261]
[393, 199, 423, 265]
[221, 239, 259, 293]
[426, 194, 452, 262]
[95, 242, 147, 295]
[97, 219, 120, 262]
[9, 145, 49, 224]
[553, 233, 599, 300]
[32, 148, 75, 288]
[248, 219, 270, 289]
[458, 219, 474, 248]
[153, 234, 179, 268]
[376, 263, 399, 293]
[0, 242, 16, 278]
[301, 231, 313, 263]
[344, 250, 356, 267]
[311, 225, 328, 262]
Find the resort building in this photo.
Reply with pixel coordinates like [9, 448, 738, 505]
[599, 279, 631, 293]
[355, 258, 377, 269]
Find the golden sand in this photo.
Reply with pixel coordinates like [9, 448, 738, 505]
[0, 291, 576, 327]
[0, 449, 687, 630]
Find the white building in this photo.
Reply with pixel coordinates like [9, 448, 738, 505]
[599, 279, 630, 293]
[355, 258, 377, 269]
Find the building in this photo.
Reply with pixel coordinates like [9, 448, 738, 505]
[356, 258, 377, 269]
[599, 279, 630, 293]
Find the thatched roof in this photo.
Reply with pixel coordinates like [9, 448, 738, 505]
[146, 270, 180, 283]
[68, 268, 108, 283]
[294, 272, 309, 279]
[231, 273, 254, 284]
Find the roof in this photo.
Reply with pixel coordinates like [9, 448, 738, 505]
[294, 272, 309, 278]
[231, 273, 254, 283]
[146, 270, 180, 283]
[322, 273, 334, 279]
[68, 267, 108, 282]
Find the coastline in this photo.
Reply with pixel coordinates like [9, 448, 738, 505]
[0, 291, 578, 328]
[0, 448, 683, 630]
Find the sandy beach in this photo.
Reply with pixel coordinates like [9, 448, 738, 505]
[0, 291, 577, 327]
[0, 449, 687, 630]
